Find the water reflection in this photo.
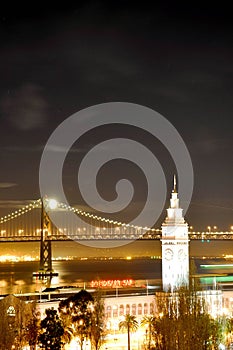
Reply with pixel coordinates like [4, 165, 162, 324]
[0, 259, 161, 294]
[0, 257, 232, 295]
[0, 279, 7, 288]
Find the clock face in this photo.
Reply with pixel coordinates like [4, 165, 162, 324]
[164, 248, 173, 261]
[178, 249, 186, 261]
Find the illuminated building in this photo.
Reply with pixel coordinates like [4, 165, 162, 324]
[161, 175, 189, 291]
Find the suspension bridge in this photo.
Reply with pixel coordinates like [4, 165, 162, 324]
[0, 198, 232, 275]
[0, 198, 232, 242]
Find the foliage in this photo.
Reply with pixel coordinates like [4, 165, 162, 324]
[153, 288, 222, 350]
[224, 317, 233, 348]
[119, 314, 138, 350]
[141, 315, 156, 350]
[38, 308, 64, 350]
[59, 312, 74, 345]
[59, 289, 94, 350]
[25, 307, 40, 350]
[0, 295, 37, 350]
[90, 291, 106, 350]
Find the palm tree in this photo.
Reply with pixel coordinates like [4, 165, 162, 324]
[119, 314, 138, 350]
[141, 315, 155, 349]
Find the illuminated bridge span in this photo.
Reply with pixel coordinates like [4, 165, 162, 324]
[0, 199, 232, 242]
[1, 198, 232, 274]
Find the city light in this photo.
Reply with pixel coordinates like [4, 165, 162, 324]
[47, 198, 58, 210]
[91, 279, 135, 288]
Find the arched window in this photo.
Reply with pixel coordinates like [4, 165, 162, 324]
[119, 304, 124, 316]
[106, 306, 112, 318]
[113, 305, 118, 317]
[144, 303, 148, 315]
[126, 304, 130, 314]
[138, 303, 142, 315]
[132, 304, 136, 316]
[150, 303, 154, 314]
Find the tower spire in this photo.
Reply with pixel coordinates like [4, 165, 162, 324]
[161, 174, 189, 292]
[173, 174, 177, 193]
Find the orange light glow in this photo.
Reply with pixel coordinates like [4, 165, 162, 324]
[90, 279, 135, 288]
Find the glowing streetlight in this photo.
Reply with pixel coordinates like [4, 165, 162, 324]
[47, 198, 58, 210]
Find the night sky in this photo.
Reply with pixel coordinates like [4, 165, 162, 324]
[0, 2, 232, 231]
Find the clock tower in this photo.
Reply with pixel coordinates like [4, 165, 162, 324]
[161, 176, 189, 292]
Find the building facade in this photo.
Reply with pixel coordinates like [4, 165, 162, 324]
[161, 176, 189, 291]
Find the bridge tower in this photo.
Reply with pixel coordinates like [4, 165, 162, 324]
[37, 198, 57, 276]
[161, 176, 189, 292]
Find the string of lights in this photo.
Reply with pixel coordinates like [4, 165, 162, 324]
[58, 202, 160, 233]
[0, 199, 232, 236]
[0, 199, 41, 224]
[0, 198, 155, 233]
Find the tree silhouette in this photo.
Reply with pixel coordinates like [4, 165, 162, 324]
[141, 315, 155, 349]
[59, 289, 94, 350]
[225, 317, 233, 347]
[39, 309, 64, 350]
[90, 291, 106, 350]
[25, 307, 40, 350]
[0, 295, 37, 350]
[154, 288, 222, 350]
[119, 314, 138, 350]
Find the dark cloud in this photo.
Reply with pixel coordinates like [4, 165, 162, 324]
[0, 83, 48, 130]
[0, 183, 17, 189]
[0, 199, 33, 209]
[0, 3, 232, 229]
[2, 145, 43, 153]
